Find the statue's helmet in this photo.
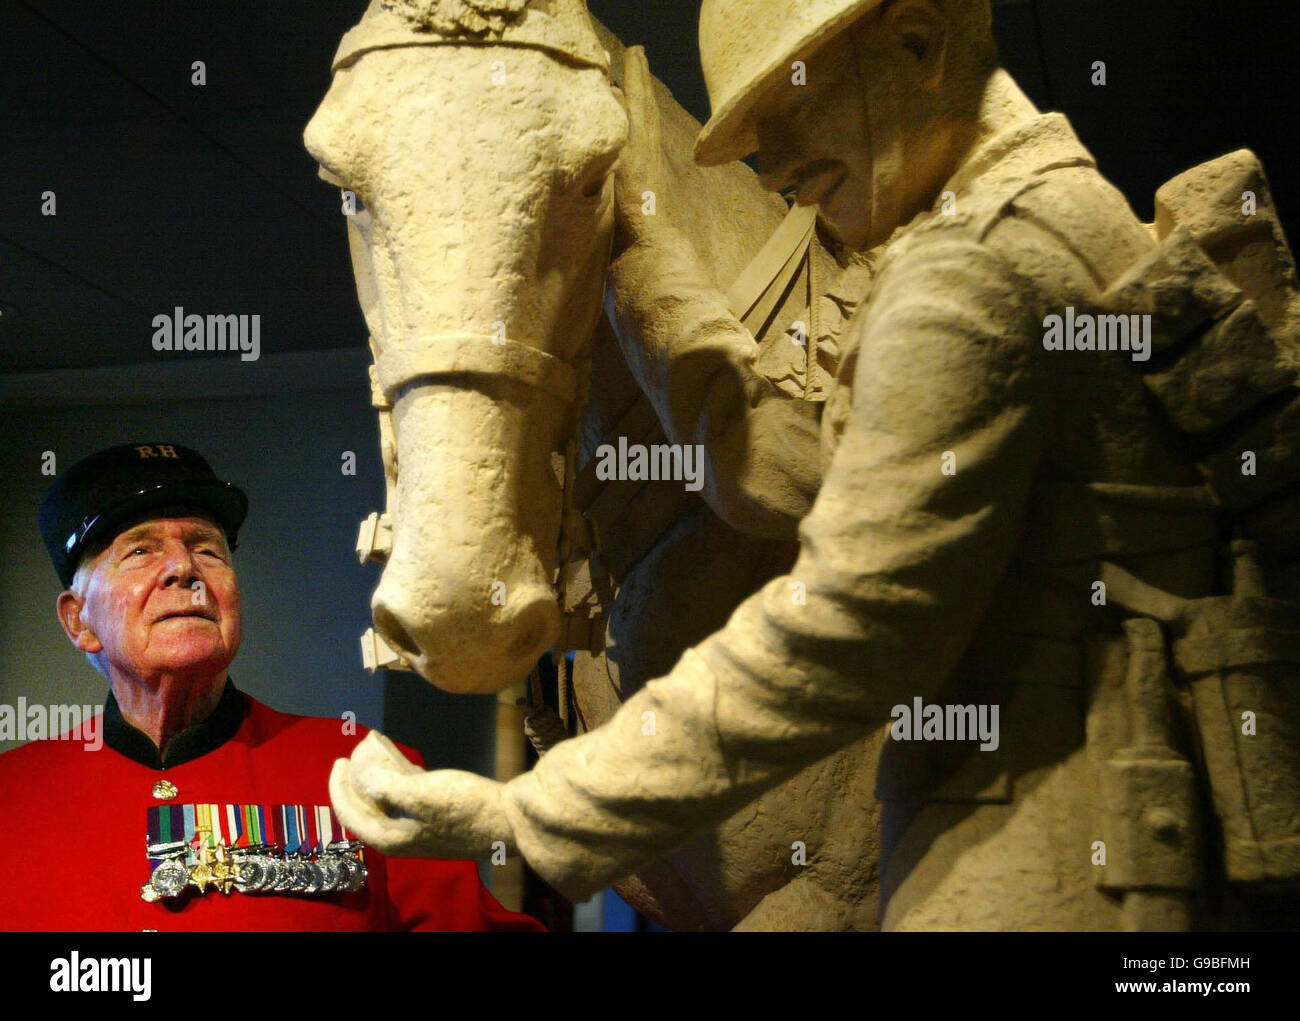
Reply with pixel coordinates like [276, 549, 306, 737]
[694, 0, 884, 167]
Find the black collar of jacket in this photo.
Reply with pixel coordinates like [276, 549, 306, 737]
[103, 679, 248, 769]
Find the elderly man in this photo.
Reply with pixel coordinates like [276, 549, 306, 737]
[334, 0, 1297, 930]
[0, 442, 543, 931]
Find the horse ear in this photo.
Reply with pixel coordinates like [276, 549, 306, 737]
[384, 0, 530, 35]
[585, 8, 626, 83]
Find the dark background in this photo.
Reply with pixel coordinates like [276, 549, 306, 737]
[2, 0, 1297, 375]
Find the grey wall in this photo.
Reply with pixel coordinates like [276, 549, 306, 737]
[0, 353, 496, 776]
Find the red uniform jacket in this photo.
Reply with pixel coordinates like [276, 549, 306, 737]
[0, 684, 544, 932]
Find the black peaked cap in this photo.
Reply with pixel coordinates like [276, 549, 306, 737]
[39, 443, 248, 587]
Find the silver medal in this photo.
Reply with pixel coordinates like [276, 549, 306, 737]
[337, 853, 367, 893]
[300, 860, 325, 894]
[234, 854, 269, 892]
[317, 854, 343, 892]
[261, 855, 286, 891]
[148, 857, 190, 899]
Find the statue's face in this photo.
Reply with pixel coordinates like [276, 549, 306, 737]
[751, 8, 956, 251]
[753, 25, 877, 250]
[69, 517, 242, 685]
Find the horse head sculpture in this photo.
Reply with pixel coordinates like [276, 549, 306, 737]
[304, 0, 626, 692]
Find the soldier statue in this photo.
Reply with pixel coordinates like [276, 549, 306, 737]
[333, 0, 1300, 930]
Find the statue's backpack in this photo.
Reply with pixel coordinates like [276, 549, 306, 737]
[1101, 150, 1300, 888]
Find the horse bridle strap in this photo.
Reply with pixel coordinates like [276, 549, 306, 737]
[375, 333, 580, 405]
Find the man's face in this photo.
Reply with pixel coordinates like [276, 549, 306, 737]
[69, 516, 242, 683]
[753, 25, 876, 250]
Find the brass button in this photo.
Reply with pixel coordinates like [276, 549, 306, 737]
[151, 779, 178, 801]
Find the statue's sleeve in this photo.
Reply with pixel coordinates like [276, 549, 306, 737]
[506, 234, 1048, 900]
[605, 229, 824, 540]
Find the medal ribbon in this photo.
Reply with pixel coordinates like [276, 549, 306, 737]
[234, 804, 257, 848]
[146, 805, 186, 867]
[194, 803, 209, 851]
[183, 803, 198, 855]
[282, 804, 300, 856]
[208, 802, 225, 849]
[301, 805, 315, 855]
[269, 802, 284, 851]
[298, 805, 313, 855]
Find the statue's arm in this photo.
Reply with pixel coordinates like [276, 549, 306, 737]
[506, 236, 1048, 899]
[607, 227, 824, 539]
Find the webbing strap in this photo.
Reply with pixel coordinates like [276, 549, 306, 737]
[1098, 561, 1191, 624]
[726, 202, 818, 332]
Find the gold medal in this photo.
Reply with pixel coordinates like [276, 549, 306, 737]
[187, 842, 216, 892]
[211, 854, 239, 895]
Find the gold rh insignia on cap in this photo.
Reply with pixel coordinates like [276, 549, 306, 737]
[152, 779, 178, 801]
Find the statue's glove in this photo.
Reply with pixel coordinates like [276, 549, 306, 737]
[612, 45, 666, 252]
[330, 731, 513, 861]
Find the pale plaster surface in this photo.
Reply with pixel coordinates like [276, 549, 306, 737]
[315, 0, 1300, 930]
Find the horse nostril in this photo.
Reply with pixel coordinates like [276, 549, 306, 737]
[508, 619, 544, 658]
[372, 603, 421, 660]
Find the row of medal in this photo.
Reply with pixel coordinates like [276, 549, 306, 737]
[142, 802, 367, 902]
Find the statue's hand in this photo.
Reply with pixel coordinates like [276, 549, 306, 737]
[613, 45, 665, 250]
[330, 731, 512, 860]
